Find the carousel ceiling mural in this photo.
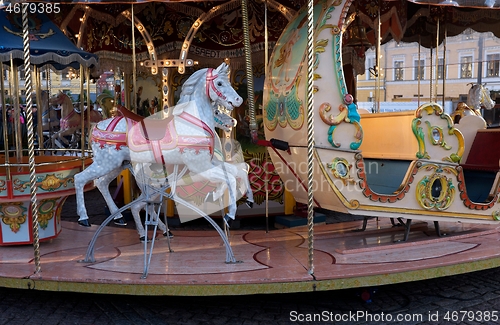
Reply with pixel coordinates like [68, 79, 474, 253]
[37, 0, 307, 73]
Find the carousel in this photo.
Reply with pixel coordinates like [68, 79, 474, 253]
[0, 0, 500, 297]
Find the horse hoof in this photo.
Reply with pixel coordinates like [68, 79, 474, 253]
[223, 214, 232, 228]
[163, 231, 174, 239]
[246, 200, 254, 209]
[113, 217, 127, 226]
[78, 219, 91, 227]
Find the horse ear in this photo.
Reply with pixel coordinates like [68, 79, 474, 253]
[216, 62, 229, 76]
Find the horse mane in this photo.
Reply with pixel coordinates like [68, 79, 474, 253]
[179, 68, 207, 99]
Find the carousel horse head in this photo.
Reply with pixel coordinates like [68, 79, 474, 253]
[178, 62, 243, 114]
[96, 93, 115, 119]
[214, 106, 237, 132]
[467, 83, 495, 111]
[49, 91, 73, 118]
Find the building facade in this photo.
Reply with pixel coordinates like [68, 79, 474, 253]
[356, 30, 500, 111]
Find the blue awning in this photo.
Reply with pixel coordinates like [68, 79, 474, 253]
[0, 10, 98, 70]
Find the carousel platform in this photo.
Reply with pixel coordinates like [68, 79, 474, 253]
[0, 215, 500, 296]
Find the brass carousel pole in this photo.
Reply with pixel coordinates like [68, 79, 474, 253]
[0, 61, 10, 178]
[434, 19, 439, 102]
[79, 64, 85, 159]
[442, 24, 447, 107]
[34, 66, 43, 151]
[430, 39, 433, 102]
[375, 4, 381, 113]
[10, 56, 22, 163]
[305, 0, 315, 276]
[85, 67, 91, 159]
[132, 4, 138, 114]
[21, 2, 41, 273]
[418, 35, 421, 107]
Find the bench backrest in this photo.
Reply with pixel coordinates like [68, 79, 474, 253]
[463, 129, 500, 171]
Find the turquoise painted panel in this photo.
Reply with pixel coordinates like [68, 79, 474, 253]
[363, 159, 413, 195]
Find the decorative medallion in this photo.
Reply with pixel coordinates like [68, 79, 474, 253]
[327, 157, 354, 186]
[416, 166, 455, 211]
[38, 199, 56, 230]
[412, 103, 464, 163]
[0, 202, 27, 233]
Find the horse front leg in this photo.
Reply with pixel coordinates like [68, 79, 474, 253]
[95, 166, 128, 226]
[74, 163, 108, 226]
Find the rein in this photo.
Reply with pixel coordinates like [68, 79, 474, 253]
[206, 68, 227, 101]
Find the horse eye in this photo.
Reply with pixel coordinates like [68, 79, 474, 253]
[217, 81, 222, 86]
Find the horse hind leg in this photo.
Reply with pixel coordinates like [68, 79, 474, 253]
[130, 191, 172, 242]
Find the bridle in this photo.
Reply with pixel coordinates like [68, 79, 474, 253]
[206, 68, 227, 102]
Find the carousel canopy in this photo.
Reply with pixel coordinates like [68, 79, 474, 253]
[3, 0, 499, 73]
[0, 10, 98, 70]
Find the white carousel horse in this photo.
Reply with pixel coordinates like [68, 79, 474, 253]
[128, 109, 254, 242]
[451, 84, 495, 124]
[49, 92, 102, 148]
[74, 62, 245, 229]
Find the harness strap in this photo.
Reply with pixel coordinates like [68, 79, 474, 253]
[206, 68, 227, 101]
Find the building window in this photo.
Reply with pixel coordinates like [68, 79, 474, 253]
[460, 56, 473, 78]
[486, 54, 500, 77]
[437, 58, 445, 79]
[394, 60, 404, 81]
[414, 59, 424, 80]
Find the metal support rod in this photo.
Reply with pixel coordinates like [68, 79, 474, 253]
[22, 2, 41, 274]
[306, 0, 315, 276]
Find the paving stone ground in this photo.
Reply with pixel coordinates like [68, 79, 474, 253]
[1, 188, 499, 325]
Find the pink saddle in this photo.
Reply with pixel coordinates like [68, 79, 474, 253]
[120, 105, 215, 164]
